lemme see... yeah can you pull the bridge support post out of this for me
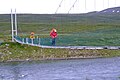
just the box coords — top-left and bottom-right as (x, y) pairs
(26, 38), (28, 44)
(39, 38), (40, 45)
(11, 9), (18, 42)
(22, 38), (24, 43)
(31, 39), (33, 45)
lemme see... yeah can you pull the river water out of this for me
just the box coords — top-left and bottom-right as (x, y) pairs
(0, 57), (120, 80)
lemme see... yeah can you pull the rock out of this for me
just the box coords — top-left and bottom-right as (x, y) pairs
(0, 52), (3, 57)
(0, 52), (3, 55)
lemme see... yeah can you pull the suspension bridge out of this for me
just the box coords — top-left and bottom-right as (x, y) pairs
(11, 0), (120, 50)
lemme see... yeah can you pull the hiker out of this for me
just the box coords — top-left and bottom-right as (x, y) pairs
(50, 28), (58, 46)
(30, 32), (35, 39)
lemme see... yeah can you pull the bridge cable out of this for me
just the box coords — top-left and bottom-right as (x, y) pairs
(55, 0), (64, 14)
(50, 0), (65, 31)
(68, 0), (78, 14)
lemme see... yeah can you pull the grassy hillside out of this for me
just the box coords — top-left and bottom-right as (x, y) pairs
(0, 9), (120, 61)
(0, 12), (120, 46)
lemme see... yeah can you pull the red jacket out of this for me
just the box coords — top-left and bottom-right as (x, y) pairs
(50, 29), (57, 38)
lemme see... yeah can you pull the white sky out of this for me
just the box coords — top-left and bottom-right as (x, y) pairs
(0, 0), (120, 14)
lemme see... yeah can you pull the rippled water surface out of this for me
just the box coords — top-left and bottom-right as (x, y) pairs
(0, 57), (120, 80)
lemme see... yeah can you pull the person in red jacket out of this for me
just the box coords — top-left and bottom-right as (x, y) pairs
(50, 28), (58, 46)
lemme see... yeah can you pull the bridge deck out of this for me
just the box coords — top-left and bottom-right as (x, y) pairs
(14, 36), (120, 50)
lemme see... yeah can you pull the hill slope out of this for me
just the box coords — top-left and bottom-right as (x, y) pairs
(0, 7), (120, 46)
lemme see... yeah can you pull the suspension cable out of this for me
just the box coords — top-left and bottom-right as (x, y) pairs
(68, 0), (78, 14)
(55, 0), (64, 14)
(50, 0), (65, 28)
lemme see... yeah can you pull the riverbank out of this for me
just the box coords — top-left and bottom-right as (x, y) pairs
(0, 42), (120, 62)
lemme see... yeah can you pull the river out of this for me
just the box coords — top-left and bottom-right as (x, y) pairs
(0, 57), (120, 80)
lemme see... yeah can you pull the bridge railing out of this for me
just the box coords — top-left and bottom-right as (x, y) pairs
(14, 36), (120, 50)
(14, 36), (52, 46)
(14, 36), (40, 45)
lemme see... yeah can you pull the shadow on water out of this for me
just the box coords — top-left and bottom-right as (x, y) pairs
(0, 57), (120, 80)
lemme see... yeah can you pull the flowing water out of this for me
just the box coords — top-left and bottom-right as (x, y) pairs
(0, 57), (120, 80)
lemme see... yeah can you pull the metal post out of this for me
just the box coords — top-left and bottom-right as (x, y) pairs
(11, 9), (18, 42)
(26, 38), (28, 44)
(22, 38), (24, 43)
(15, 9), (17, 35)
(39, 38), (40, 45)
(31, 39), (33, 45)
(11, 9), (14, 42)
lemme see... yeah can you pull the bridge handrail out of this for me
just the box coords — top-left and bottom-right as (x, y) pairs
(14, 36), (120, 50)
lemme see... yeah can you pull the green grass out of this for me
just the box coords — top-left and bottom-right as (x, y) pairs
(0, 42), (120, 62)
(0, 14), (120, 62)
(0, 21), (120, 46)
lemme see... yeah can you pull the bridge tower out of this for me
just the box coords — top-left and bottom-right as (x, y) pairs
(11, 9), (18, 42)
